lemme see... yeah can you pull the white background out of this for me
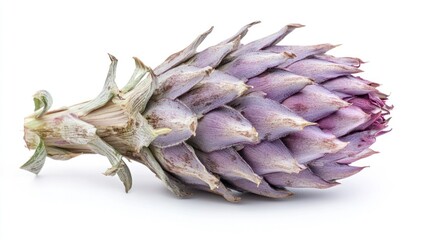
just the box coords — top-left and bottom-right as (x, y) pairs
(1, 0), (428, 239)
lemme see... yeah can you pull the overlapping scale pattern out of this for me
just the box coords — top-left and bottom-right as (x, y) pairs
(23, 22), (391, 202)
(143, 22), (390, 201)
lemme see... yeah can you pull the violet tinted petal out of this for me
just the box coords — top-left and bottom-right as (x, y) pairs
(282, 126), (348, 163)
(144, 99), (197, 148)
(315, 130), (377, 163)
(347, 97), (379, 113)
(154, 65), (213, 99)
(228, 24), (304, 59)
(220, 51), (294, 79)
(179, 71), (249, 116)
(283, 59), (362, 83)
(282, 85), (350, 121)
(189, 37), (240, 68)
(232, 95), (315, 141)
(189, 106), (259, 152)
(150, 143), (220, 190)
(154, 27), (213, 75)
(264, 169), (337, 189)
(228, 178), (293, 198)
(195, 148), (262, 185)
(314, 54), (364, 67)
(267, 44), (338, 67)
(240, 140), (304, 175)
(218, 21), (260, 45)
(356, 112), (384, 131)
(247, 69), (313, 102)
(336, 149), (379, 164)
(323, 76), (378, 96)
(178, 175), (240, 202)
(309, 161), (365, 181)
(318, 106), (371, 137)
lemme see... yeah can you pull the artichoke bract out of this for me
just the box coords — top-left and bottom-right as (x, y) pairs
(22, 22), (391, 202)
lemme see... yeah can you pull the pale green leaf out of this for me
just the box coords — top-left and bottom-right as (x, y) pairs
(21, 135), (47, 174)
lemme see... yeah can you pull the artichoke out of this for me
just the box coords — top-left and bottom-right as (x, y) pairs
(22, 22), (391, 202)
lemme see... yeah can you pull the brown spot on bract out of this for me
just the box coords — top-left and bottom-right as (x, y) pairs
(161, 81), (174, 92)
(263, 133), (271, 140)
(179, 153), (193, 166)
(231, 112), (244, 122)
(291, 103), (308, 113)
(146, 113), (163, 127)
(204, 159), (219, 172)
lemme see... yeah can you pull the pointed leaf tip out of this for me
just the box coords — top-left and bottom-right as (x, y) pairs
(151, 143), (221, 190)
(138, 147), (192, 197)
(288, 23), (305, 28)
(132, 57), (150, 71)
(108, 53), (118, 62)
(227, 23), (304, 59)
(154, 27), (214, 75)
(282, 51), (296, 58)
(218, 21), (261, 45)
(74, 55), (119, 116)
(89, 137), (133, 193)
(120, 57), (153, 94)
(249, 20), (261, 25)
